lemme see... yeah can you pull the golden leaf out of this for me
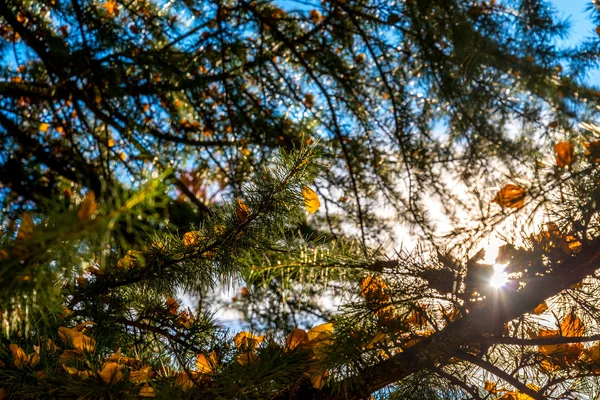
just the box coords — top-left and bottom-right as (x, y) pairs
(196, 351), (217, 374)
(107, 138), (115, 148)
(10, 344), (28, 369)
(39, 123), (49, 132)
(129, 365), (153, 383)
(554, 141), (574, 167)
(366, 332), (387, 349)
(532, 302), (548, 315)
(306, 368), (328, 389)
(98, 362), (123, 384)
(103, 0), (117, 16)
(183, 231), (202, 247)
(175, 371), (199, 391)
(493, 184), (526, 209)
(117, 249), (145, 269)
(139, 383), (156, 397)
(286, 328), (308, 350)
(307, 323), (333, 342)
(16, 212), (34, 241)
(360, 275), (390, 304)
(583, 141), (600, 162)
(58, 327), (96, 353)
(77, 192), (97, 221)
(561, 235), (582, 255)
(237, 351), (258, 366)
(178, 310), (194, 329)
(301, 185), (320, 213)
(236, 198), (250, 224)
(407, 305), (428, 327)
(233, 332), (264, 350)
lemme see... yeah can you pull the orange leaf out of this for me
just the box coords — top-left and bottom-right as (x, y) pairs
(286, 328), (308, 350)
(233, 332), (263, 350)
(139, 383), (156, 397)
(129, 365), (153, 383)
(561, 313), (584, 337)
(196, 351), (217, 374)
(39, 123), (49, 132)
(583, 141), (600, 162)
(183, 231), (202, 247)
(236, 199), (249, 224)
(16, 212), (34, 241)
(493, 184), (526, 209)
(98, 362), (123, 384)
(9, 344), (28, 369)
(77, 192), (97, 221)
(532, 302), (548, 315)
(166, 297), (179, 315)
(554, 141), (574, 167)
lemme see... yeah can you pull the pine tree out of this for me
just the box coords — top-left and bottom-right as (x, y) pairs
(3, 0), (600, 399)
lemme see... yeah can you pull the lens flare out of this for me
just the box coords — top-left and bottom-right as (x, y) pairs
(490, 264), (508, 288)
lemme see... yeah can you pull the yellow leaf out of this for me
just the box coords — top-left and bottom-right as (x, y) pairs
(39, 123), (49, 132)
(175, 371), (199, 391)
(366, 332), (387, 349)
(16, 212), (34, 241)
(360, 275), (390, 304)
(58, 327), (96, 353)
(183, 231), (202, 247)
(233, 332), (263, 350)
(98, 362), (123, 384)
(286, 328), (308, 350)
(77, 192), (97, 221)
(103, 0), (117, 16)
(554, 141), (574, 167)
(10, 344), (28, 369)
(129, 365), (153, 383)
(107, 138), (115, 148)
(532, 302), (548, 315)
(561, 235), (582, 255)
(493, 184), (526, 209)
(139, 383), (156, 397)
(196, 351), (217, 374)
(302, 185), (320, 213)
(236, 198), (249, 224)
(117, 249), (145, 269)
(307, 323), (333, 342)
(237, 351), (258, 366)
(305, 369), (328, 389)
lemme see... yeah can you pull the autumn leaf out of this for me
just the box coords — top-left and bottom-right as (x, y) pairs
(583, 141), (600, 162)
(183, 231), (202, 247)
(407, 305), (428, 327)
(236, 198), (250, 224)
(39, 122), (49, 132)
(532, 302), (548, 315)
(561, 235), (582, 255)
(98, 362), (123, 384)
(139, 383), (156, 397)
(233, 331), (264, 350)
(58, 327), (96, 353)
(360, 275), (390, 304)
(302, 185), (320, 213)
(554, 141), (574, 167)
(175, 372), (200, 391)
(484, 380), (497, 394)
(166, 297), (179, 315)
(16, 212), (34, 241)
(561, 313), (584, 337)
(305, 368), (328, 389)
(10, 344), (38, 368)
(117, 249), (145, 269)
(196, 351), (218, 374)
(307, 323), (333, 342)
(77, 192), (97, 221)
(129, 365), (153, 383)
(286, 328), (308, 350)
(103, 0), (118, 16)
(493, 184), (526, 209)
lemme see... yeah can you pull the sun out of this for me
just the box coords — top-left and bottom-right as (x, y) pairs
(489, 264), (508, 289)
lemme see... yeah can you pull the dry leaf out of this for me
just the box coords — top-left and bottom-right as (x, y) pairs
(306, 368), (328, 389)
(484, 380), (497, 394)
(58, 327), (96, 353)
(17, 212), (34, 241)
(183, 231), (202, 247)
(117, 249), (145, 269)
(139, 383), (156, 397)
(532, 302), (548, 315)
(554, 141), (574, 167)
(360, 275), (390, 304)
(493, 184), (526, 209)
(561, 313), (584, 337)
(307, 323), (333, 342)
(286, 328), (308, 350)
(233, 332), (264, 350)
(166, 297), (179, 315)
(583, 141), (600, 162)
(10, 344), (29, 368)
(77, 192), (97, 221)
(175, 371), (200, 391)
(129, 365), (153, 383)
(98, 362), (123, 384)
(236, 199), (249, 224)
(196, 351), (217, 374)
(301, 185), (320, 213)
(39, 123), (49, 132)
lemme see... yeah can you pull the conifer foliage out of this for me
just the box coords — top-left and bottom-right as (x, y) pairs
(3, 0), (600, 399)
